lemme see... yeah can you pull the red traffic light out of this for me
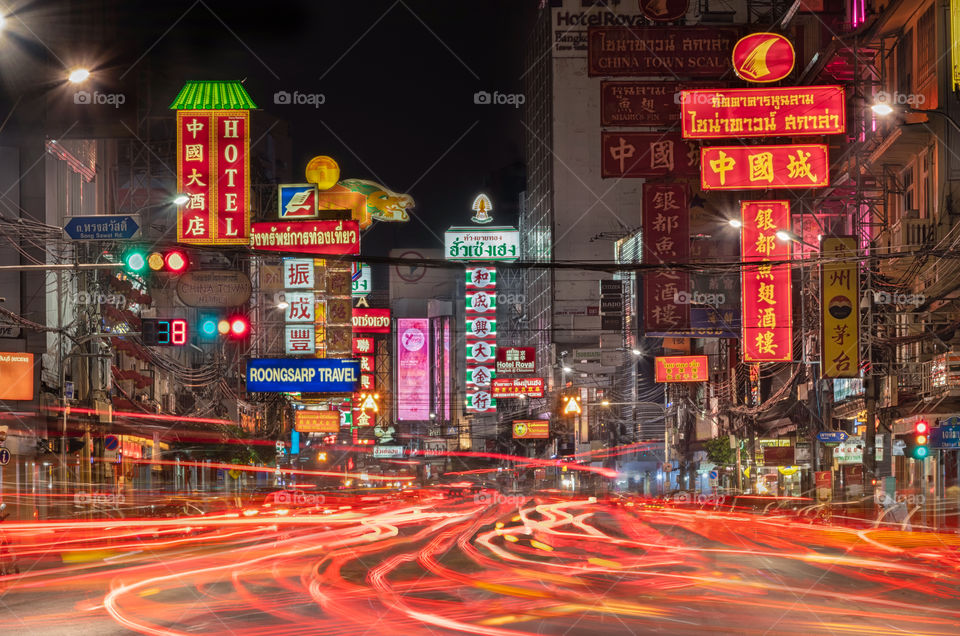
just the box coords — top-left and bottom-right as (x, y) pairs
(228, 316), (250, 339)
(164, 250), (188, 273)
(915, 420), (929, 435)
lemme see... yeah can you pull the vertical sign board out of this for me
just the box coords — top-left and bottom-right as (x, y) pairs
(177, 111), (250, 244)
(820, 236), (860, 377)
(397, 318), (429, 421)
(465, 266), (497, 413)
(741, 201), (792, 362)
(643, 183), (690, 335)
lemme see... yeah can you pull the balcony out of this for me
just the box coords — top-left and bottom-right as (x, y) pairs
(880, 218), (933, 277)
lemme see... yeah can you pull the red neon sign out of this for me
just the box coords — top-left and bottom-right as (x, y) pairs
(701, 144), (829, 190)
(654, 356), (709, 382)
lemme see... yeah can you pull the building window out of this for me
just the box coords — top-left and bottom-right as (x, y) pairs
(917, 5), (935, 86)
(897, 28), (914, 97)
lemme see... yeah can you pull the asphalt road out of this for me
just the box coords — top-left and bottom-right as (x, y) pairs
(2, 490), (959, 635)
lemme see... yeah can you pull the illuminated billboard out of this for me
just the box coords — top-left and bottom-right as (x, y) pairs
(701, 144), (829, 190)
(740, 201), (792, 362)
(397, 318), (429, 421)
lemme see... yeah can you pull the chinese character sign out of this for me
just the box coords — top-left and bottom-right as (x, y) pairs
(654, 356), (709, 382)
(285, 325), (316, 355)
(741, 201), (793, 362)
(466, 266), (497, 414)
(283, 258), (315, 289)
(643, 183), (690, 335)
(601, 132), (698, 178)
(701, 144), (829, 190)
(681, 86), (845, 139)
(820, 236), (860, 378)
(176, 110), (250, 245)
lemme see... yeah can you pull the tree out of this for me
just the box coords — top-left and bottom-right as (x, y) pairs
(704, 436), (736, 466)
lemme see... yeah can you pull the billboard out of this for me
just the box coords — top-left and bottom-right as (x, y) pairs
(0, 352), (33, 401)
(246, 358), (360, 393)
(496, 346), (535, 374)
(602, 132), (698, 179)
(654, 356), (709, 382)
(821, 237), (860, 378)
(513, 420), (549, 439)
(681, 85), (845, 139)
(741, 201), (793, 362)
(250, 220), (360, 254)
(278, 184), (318, 219)
(701, 144), (829, 190)
(492, 378), (545, 398)
(294, 410), (340, 433)
(587, 26), (739, 77)
(397, 318), (429, 421)
(176, 110), (250, 245)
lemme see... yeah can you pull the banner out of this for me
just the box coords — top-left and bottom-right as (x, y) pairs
(821, 236), (859, 378)
(397, 318), (429, 420)
(681, 85), (845, 139)
(643, 183), (690, 334)
(588, 26), (739, 77)
(602, 132), (698, 179)
(701, 144), (829, 190)
(466, 266), (497, 414)
(294, 410), (340, 433)
(513, 420), (549, 439)
(741, 201), (792, 362)
(250, 220), (359, 255)
(0, 352), (34, 400)
(654, 355), (709, 382)
(246, 358), (360, 393)
(445, 227), (519, 261)
(492, 377), (544, 398)
(177, 110), (250, 245)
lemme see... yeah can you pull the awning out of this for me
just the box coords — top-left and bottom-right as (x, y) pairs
(169, 81), (258, 110)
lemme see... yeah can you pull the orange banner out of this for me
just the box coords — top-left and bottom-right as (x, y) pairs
(701, 144), (829, 190)
(0, 352), (33, 401)
(294, 410), (340, 433)
(654, 356), (709, 382)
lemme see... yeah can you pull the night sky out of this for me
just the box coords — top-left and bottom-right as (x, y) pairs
(3, 0), (536, 252)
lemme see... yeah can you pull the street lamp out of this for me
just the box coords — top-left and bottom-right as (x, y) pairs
(775, 228), (819, 250)
(871, 102), (960, 135)
(68, 68), (90, 84)
(728, 219), (743, 229)
(173, 193), (189, 206)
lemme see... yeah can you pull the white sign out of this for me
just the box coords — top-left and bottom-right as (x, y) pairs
(285, 292), (315, 323)
(285, 325), (316, 355)
(445, 227), (519, 261)
(373, 445), (405, 458)
(351, 262), (371, 297)
(283, 258), (314, 289)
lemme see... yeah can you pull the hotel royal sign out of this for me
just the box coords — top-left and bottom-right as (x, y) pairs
(172, 81), (255, 245)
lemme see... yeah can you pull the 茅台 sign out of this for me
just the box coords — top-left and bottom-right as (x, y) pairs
(821, 237), (860, 378)
(445, 227), (519, 261)
(250, 220), (359, 255)
(246, 358), (360, 393)
(496, 346), (535, 374)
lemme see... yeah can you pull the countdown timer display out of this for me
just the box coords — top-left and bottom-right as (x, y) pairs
(141, 318), (188, 346)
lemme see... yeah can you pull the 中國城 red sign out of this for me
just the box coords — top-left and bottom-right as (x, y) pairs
(654, 356), (709, 382)
(681, 85), (845, 139)
(602, 132), (698, 179)
(588, 26), (740, 77)
(250, 220), (359, 255)
(491, 377), (544, 398)
(701, 144), (829, 190)
(732, 32), (795, 83)
(741, 201), (792, 362)
(177, 111), (250, 245)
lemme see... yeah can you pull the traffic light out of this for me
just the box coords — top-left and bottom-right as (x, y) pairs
(225, 315), (250, 340)
(198, 312), (220, 341)
(123, 248), (189, 274)
(912, 420), (930, 459)
(195, 313), (250, 342)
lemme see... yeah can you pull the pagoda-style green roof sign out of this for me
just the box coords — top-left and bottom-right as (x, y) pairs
(169, 80), (257, 110)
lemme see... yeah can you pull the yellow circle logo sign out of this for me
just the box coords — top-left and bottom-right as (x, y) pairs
(305, 155), (340, 191)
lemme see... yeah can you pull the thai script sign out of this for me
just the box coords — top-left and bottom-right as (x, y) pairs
(352, 308), (391, 334)
(588, 26), (740, 77)
(513, 420), (549, 439)
(492, 377), (545, 398)
(654, 355), (709, 382)
(444, 227), (519, 261)
(250, 220), (359, 255)
(294, 410), (340, 433)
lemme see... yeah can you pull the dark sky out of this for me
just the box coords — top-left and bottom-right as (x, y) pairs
(8, 0), (537, 253)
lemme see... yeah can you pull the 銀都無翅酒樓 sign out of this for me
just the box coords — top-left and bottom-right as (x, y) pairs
(246, 358), (360, 393)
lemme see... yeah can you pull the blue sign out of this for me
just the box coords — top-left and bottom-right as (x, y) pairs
(709, 470), (718, 480)
(104, 435), (119, 451)
(932, 424), (960, 449)
(0, 447), (9, 465)
(278, 184), (318, 219)
(64, 215), (140, 240)
(246, 358), (360, 393)
(817, 431), (849, 443)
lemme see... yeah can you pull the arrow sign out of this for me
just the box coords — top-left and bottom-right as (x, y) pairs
(64, 215), (140, 240)
(817, 431), (849, 443)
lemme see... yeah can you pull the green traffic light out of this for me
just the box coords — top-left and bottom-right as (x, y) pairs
(124, 251), (147, 272)
(913, 445), (929, 460)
